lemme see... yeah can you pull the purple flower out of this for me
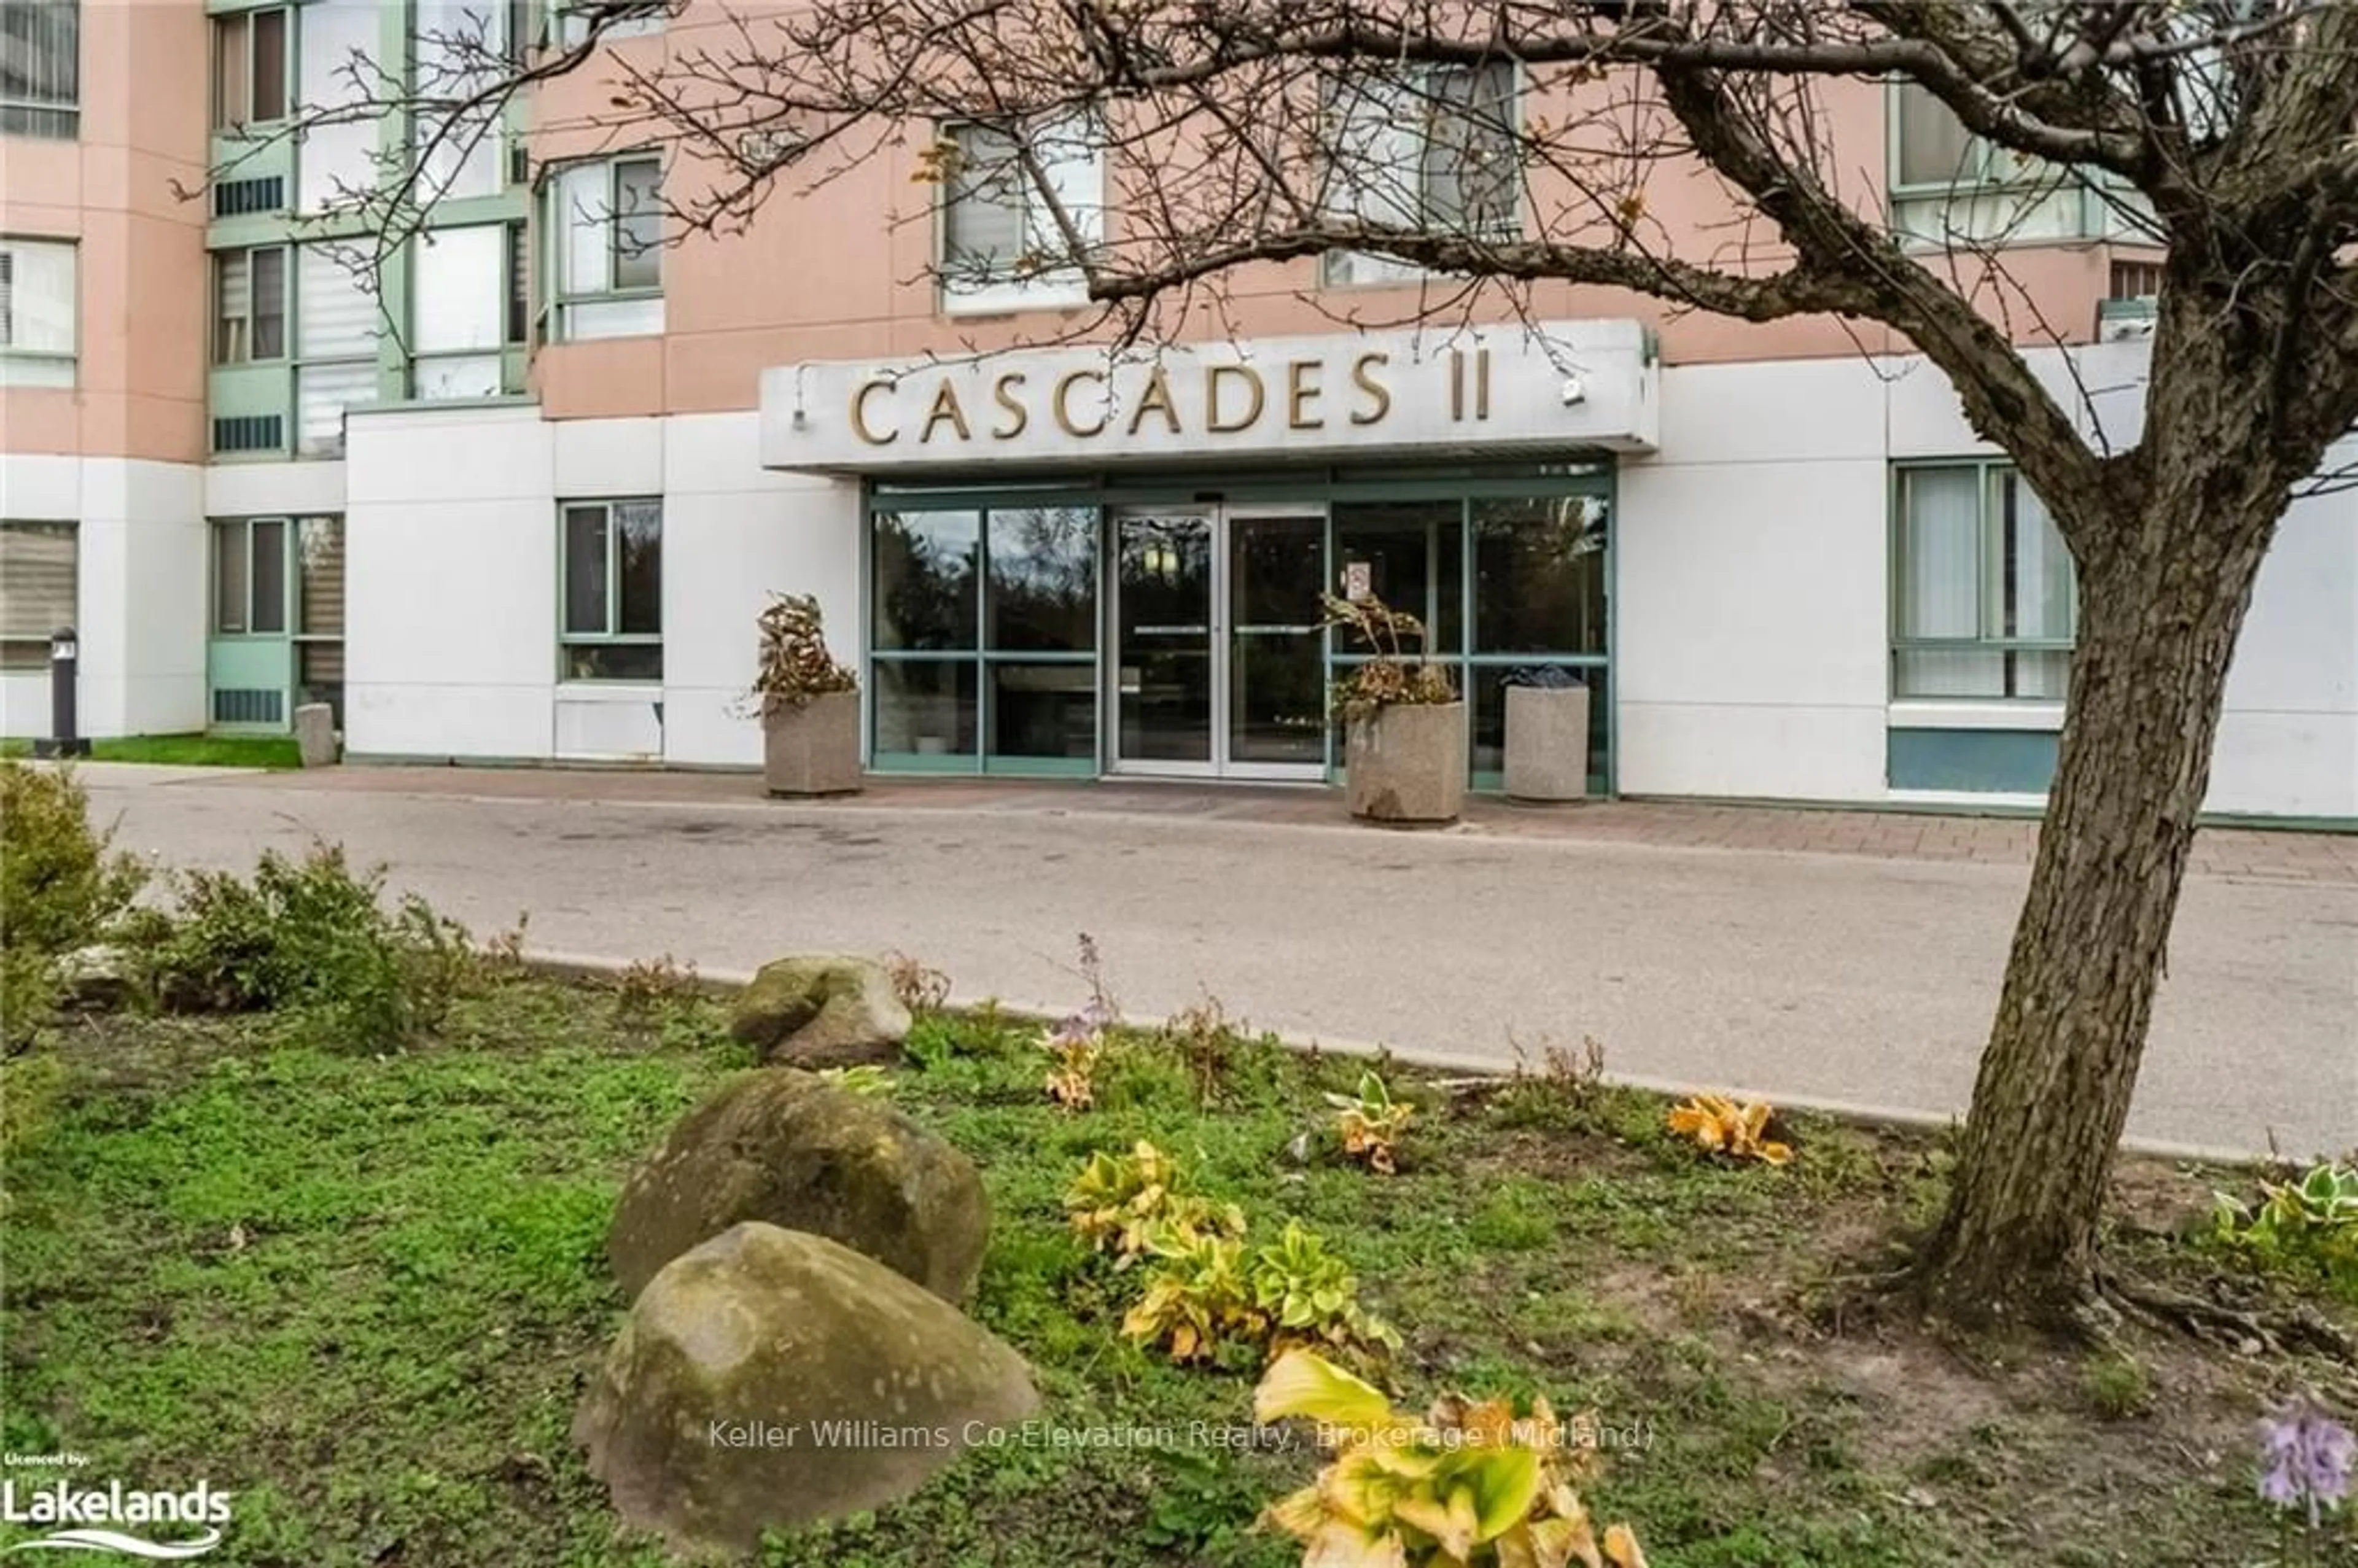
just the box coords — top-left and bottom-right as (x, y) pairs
(2258, 1394), (2356, 1528)
(1047, 997), (1113, 1049)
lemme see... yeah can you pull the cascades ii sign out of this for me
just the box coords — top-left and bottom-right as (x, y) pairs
(760, 320), (1657, 473)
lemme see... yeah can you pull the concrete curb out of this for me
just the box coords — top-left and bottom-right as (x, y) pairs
(516, 948), (2272, 1167)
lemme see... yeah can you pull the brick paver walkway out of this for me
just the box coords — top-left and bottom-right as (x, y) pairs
(169, 764), (2358, 884)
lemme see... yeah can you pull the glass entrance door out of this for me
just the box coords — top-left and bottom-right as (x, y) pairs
(1111, 508), (1326, 779)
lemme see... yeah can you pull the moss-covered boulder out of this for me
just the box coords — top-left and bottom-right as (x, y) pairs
(728, 953), (910, 1067)
(574, 1223), (1038, 1558)
(609, 1068), (988, 1303)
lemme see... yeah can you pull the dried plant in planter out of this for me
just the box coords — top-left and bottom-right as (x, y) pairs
(1320, 591), (1457, 722)
(744, 592), (858, 712)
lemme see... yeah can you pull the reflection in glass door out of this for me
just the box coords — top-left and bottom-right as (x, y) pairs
(1226, 515), (1326, 769)
(1114, 514), (1215, 767)
(1111, 510), (1327, 778)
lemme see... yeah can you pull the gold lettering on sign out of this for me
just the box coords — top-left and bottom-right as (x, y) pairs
(1286, 359), (1323, 429)
(1475, 347), (1492, 421)
(1127, 367), (1181, 437)
(920, 379), (970, 443)
(851, 379), (898, 444)
(1205, 364), (1265, 433)
(1348, 352), (1391, 425)
(990, 373), (1029, 440)
(1053, 369), (1108, 437)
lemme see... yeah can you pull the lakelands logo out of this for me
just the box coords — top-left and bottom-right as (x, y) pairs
(0, 1479), (232, 1559)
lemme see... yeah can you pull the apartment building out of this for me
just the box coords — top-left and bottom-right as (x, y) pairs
(2, 0), (2352, 818)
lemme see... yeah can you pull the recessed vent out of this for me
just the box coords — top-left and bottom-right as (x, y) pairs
(212, 176), (285, 218)
(211, 688), (283, 726)
(211, 414), (283, 454)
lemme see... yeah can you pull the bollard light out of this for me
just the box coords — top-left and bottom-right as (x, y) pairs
(34, 624), (90, 759)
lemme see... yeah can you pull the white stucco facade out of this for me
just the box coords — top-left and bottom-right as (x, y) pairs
(0, 454), (208, 739)
(7, 330), (2353, 821)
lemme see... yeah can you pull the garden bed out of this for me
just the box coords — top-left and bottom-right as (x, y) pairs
(2, 974), (2349, 1566)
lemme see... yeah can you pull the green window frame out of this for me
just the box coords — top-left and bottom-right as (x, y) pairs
(212, 516), (291, 636)
(212, 244), (287, 365)
(867, 504), (1102, 775)
(539, 152), (663, 342)
(211, 4), (289, 129)
(559, 497), (663, 683)
(1891, 460), (2077, 702)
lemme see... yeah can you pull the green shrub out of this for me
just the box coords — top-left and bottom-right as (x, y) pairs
(0, 763), (147, 956)
(0, 763), (147, 1049)
(0, 1050), (66, 1172)
(149, 843), (474, 1050)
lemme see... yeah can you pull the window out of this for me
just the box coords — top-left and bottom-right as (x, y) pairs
(294, 244), (379, 455)
(560, 499), (662, 680)
(0, 237), (74, 387)
(1321, 62), (1518, 286)
(410, 224), (510, 398)
(212, 6), (288, 127)
(1893, 463), (2076, 700)
(294, 516), (346, 724)
(543, 154), (663, 340)
(212, 245), (287, 364)
(413, 0), (507, 201)
(213, 517), (289, 635)
(0, 0), (78, 138)
(551, 0), (664, 49)
(868, 506), (1100, 766)
(938, 115), (1103, 313)
(1888, 81), (2104, 247)
(505, 219), (529, 344)
(0, 521), (75, 670)
(295, 0), (380, 214)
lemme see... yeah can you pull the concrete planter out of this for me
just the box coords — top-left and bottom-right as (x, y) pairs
(1344, 701), (1466, 825)
(1503, 683), (1592, 803)
(763, 689), (862, 797)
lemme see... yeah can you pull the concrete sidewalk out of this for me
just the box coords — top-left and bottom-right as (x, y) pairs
(78, 763), (2358, 1159)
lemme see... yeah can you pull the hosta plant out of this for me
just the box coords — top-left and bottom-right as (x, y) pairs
(1325, 1070), (1414, 1174)
(1665, 1095), (1792, 1166)
(1064, 1141), (1246, 1268)
(816, 1064), (894, 1098)
(1255, 1351), (1647, 1568)
(1249, 1221), (1402, 1364)
(1123, 1228), (1267, 1365)
(2214, 1160), (2358, 1296)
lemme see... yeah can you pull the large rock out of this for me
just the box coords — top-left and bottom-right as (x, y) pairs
(54, 944), (134, 1010)
(574, 1223), (1038, 1558)
(292, 702), (339, 768)
(729, 953), (910, 1067)
(609, 1068), (988, 1303)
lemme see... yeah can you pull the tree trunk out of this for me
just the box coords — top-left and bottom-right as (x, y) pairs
(1916, 462), (2282, 1325)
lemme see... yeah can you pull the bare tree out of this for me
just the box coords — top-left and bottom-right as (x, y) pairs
(267, 0), (2358, 1329)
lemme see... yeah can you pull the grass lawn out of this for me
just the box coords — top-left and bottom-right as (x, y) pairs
(3, 976), (2350, 1567)
(0, 733), (303, 768)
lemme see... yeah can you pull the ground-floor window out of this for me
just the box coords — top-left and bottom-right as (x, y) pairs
(870, 505), (1099, 770)
(863, 470), (1613, 790)
(208, 515), (344, 728)
(1893, 462), (2076, 699)
(560, 498), (663, 681)
(0, 519), (76, 671)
